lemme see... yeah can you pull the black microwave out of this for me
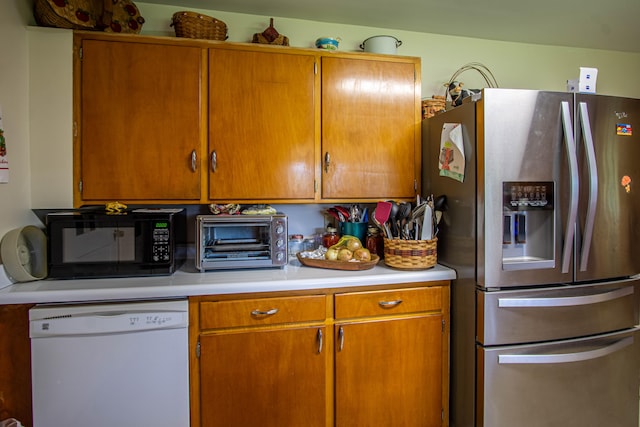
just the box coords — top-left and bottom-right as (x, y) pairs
(46, 208), (185, 279)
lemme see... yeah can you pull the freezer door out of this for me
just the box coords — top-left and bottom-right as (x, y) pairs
(479, 277), (640, 346)
(575, 94), (640, 282)
(478, 328), (640, 427)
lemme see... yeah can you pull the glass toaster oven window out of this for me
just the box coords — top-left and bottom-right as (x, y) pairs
(203, 223), (271, 260)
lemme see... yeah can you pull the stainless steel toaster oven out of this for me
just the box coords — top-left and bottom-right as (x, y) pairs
(195, 214), (288, 270)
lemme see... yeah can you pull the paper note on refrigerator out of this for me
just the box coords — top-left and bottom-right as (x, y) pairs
(439, 123), (465, 182)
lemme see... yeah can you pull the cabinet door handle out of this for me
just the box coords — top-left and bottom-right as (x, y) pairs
(324, 152), (330, 173)
(191, 150), (197, 172)
(211, 150), (217, 172)
(338, 326), (344, 351)
(317, 329), (323, 354)
(250, 308), (278, 316)
(379, 299), (403, 308)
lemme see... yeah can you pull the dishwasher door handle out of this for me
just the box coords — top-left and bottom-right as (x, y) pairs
(30, 310), (188, 337)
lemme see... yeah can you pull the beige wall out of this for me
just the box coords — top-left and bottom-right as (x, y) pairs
(1, 0), (640, 252)
(0, 1), (39, 236)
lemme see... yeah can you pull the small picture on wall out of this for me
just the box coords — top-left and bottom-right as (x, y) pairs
(0, 105), (8, 183)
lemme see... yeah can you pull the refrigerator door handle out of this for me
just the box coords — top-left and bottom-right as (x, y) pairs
(560, 101), (579, 274)
(578, 102), (598, 272)
(498, 286), (633, 308)
(498, 336), (633, 364)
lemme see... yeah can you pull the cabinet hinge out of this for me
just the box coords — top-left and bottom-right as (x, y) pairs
(414, 179), (418, 192)
(196, 340), (201, 358)
(314, 61), (318, 75)
(442, 408), (444, 420)
(442, 319), (445, 333)
(79, 46), (83, 60)
(78, 179), (83, 194)
(314, 179), (318, 193)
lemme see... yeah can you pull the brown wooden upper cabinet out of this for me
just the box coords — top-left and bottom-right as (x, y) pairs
(73, 33), (421, 206)
(321, 56), (421, 200)
(76, 37), (204, 204)
(208, 48), (317, 201)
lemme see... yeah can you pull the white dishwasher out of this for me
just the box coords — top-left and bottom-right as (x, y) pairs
(29, 299), (190, 427)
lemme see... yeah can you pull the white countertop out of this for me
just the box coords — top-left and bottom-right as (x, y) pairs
(0, 260), (456, 305)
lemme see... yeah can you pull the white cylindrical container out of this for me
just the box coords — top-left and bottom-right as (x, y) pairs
(360, 35), (402, 54)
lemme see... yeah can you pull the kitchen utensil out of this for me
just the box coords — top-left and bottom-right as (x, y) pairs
(388, 201), (400, 237)
(399, 202), (412, 224)
(361, 207), (369, 223)
(421, 204), (433, 240)
(374, 201), (392, 225)
(434, 194), (448, 212)
(372, 212), (391, 239)
(297, 253), (380, 271)
(326, 208), (341, 222)
(315, 37), (340, 50)
(359, 35), (402, 54)
(349, 204), (361, 222)
(339, 221), (368, 244)
(333, 205), (350, 222)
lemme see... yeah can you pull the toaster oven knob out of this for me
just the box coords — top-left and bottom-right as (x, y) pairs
(275, 224), (285, 234)
(276, 252), (285, 262)
(276, 238), (285, 248)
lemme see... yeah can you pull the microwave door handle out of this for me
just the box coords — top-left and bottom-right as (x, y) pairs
(561, 101), (579, 274)
(498, 336), (633, 365)
(578, 102), (598, 272)
(498, 286), (633, 308)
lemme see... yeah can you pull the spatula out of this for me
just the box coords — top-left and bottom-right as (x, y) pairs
(374, 201), (392, 225)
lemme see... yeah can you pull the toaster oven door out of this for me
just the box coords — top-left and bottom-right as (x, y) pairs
(196, 216), (287, 270)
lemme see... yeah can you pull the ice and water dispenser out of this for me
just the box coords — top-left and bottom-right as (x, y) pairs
(502, 182), (555, 270)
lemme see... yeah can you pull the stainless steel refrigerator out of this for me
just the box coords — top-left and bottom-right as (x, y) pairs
(423, 88), (640, 427)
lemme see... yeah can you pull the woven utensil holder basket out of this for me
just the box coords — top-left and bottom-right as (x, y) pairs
(171, 11), (228, 40)
(383, 238), (437, 270)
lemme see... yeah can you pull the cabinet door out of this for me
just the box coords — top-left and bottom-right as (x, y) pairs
(199, 326), (327, 427)
(322, 57), (420, 199)
(335, 315), (443, 427)
(209, 49), (316, 201)
(0, 304), (33, 427)
(79, 39), (202, 201)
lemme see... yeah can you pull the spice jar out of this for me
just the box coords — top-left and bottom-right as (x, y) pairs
(322, 227), (339, 248)
(366, 226), (384, 257)
(288, 234), (304, 259)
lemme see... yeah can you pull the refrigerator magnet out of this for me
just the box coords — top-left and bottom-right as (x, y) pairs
(616, 124), (632, 136)
(621, 175), (631, 193)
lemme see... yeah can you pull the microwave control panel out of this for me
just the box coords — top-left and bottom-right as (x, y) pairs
(152, 223), (172, 263)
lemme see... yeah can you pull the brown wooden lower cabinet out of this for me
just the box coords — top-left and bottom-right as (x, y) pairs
(0, 304), (33, 426)
(199, 326), (327, 427)
(190, 281), (450, 427)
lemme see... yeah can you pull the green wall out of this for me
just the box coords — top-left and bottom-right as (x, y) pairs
(138, 2), (640, 99)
